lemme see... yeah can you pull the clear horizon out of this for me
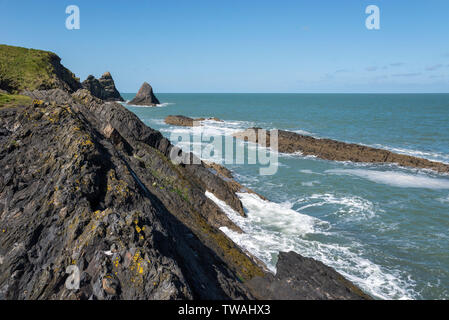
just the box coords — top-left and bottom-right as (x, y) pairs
(1, 0), (448, 93)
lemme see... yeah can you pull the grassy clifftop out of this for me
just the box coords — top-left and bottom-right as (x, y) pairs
(0, 44), (81, 93)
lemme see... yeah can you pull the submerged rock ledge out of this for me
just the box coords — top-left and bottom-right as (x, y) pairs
(165, 115), (222, 127)
(233, 128), (449, 174)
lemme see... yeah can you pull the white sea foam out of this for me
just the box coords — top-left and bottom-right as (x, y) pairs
(206, 191), (416, 300)
(326, 169), (449, 189)
(291, 129), (315, 136)
(299, 169), (324, 175)
(438, 196), (449, 204)
(124, 102), (174, 108)
(167, 118), (254, 139)
(207, 192), (319, 237)
(300, 193), (378, 220)
(301, 180), (320, 187)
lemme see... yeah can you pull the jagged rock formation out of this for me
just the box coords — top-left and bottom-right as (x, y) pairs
(165, 115), (222, 127)
(234, 128), (449, 173)
(0, 44), (81, 94)
(128, 82), (160, 106)
(81, 72), (124, 102)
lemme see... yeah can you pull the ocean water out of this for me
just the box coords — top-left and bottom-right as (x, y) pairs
(122, 93), (449, 300)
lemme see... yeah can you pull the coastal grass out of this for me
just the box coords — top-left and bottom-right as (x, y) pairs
(0, 44), (79, 93)
(0, 93), (32, 108)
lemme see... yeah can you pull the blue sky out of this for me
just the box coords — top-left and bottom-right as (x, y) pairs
(1, 0), (448, 93)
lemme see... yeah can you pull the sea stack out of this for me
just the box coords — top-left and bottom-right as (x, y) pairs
(129, 82), (160, 106)
(82, 71), (124, 102)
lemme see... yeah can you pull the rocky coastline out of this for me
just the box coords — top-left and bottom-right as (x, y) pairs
(233, 127), (449, 174)
(162, 115), (449, 173)
(0, 44), (369, 300)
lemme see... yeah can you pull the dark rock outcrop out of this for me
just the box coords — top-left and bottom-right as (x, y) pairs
(204, 161), (267, 201)
(247, 251), (371, 300)
(81, 72), (124, 102)
(165, 115), (222, 127)
(234, 128), (449, 174)
(165, 115), (199, 127)
(128, 82), (160, 106)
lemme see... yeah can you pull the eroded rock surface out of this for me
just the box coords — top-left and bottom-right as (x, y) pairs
(234, 128), (449, 173)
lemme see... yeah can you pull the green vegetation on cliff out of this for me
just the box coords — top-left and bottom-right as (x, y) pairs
(0, 93), (32, 108)
(0, 44), (80, 93)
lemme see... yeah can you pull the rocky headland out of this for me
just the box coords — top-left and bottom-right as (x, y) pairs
(233, 128), (449, 174)
(81, 72), (124, 102)
(0, 44), (80, 94)
(128, 82), (160, 106)
(0, 44), (369, 300)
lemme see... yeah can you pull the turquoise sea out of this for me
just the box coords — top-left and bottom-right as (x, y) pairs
(122, 93), (449, 300)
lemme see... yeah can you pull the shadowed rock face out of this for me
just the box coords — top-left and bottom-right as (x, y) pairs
(82, 72), (124, 102)
(165, 115), (222, 127)
(0, 88), (369, 300)
(128, 82), (160, 106)
(234, 128), (449, 173)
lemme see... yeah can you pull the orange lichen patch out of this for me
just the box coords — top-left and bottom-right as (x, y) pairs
(32, 99), (44, 107)
(128, 250), (150, 282)
(113, 256), (120, 268)
(81, 139), (94, 147)
(107, 170), (132, 199)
